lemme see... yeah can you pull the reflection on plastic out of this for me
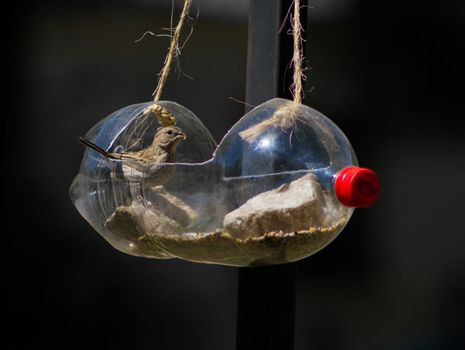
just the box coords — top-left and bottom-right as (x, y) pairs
(70, 98), (359, 267)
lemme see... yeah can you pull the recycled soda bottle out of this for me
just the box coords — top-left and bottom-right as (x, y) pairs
(70, 98), (380, 266)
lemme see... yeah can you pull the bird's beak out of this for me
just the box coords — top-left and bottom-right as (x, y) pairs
(176, 131), (187, 141)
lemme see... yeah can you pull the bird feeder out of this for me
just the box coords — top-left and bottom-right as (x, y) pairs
(70, 0), (380, 268)
(70, 98), (379, 266)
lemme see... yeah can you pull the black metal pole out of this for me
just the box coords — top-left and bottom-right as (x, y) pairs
(236, 1), (308, 350)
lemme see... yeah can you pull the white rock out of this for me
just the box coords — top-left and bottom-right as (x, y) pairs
(106, 200), (184, 240)
(223, 174), (329, 238)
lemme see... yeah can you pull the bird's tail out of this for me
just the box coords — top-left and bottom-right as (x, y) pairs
(78, 137), (122, 160)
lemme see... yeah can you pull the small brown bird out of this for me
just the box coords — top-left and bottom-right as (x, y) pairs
(79, 126), (186, 187)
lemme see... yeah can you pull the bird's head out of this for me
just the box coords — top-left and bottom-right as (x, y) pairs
(153, 126), (187, 150)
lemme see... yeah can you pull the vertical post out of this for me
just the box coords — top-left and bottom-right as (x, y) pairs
(236, 1), (308, 350)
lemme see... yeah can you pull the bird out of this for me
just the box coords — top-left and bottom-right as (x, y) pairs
(79, 125), (186, 188)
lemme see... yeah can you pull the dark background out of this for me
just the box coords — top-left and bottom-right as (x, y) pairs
(8, 0), (465, 349)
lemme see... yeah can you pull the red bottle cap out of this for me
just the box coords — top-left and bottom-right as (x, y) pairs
(335, 166), (380, 208)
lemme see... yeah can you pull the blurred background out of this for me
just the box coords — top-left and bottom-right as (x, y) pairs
(8, 0), (465, 349)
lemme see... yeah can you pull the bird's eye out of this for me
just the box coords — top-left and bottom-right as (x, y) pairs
(166, 130), (173, 135)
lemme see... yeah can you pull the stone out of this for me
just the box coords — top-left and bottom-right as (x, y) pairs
(223, 174), (331, 238)
(148, 186), (199, 228)
(106, 200), (184, 240)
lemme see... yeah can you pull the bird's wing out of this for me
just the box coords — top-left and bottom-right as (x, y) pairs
(118, 152), (147, 162)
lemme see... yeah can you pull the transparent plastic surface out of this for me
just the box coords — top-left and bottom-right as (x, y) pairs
(70, 98), (357, 266)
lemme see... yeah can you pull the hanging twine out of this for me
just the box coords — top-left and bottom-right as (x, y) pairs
(153, 0), (192, 102)
(142, 0), (193, 127)
(292, 0), (304, 104)
(240, 1), (306, 141)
